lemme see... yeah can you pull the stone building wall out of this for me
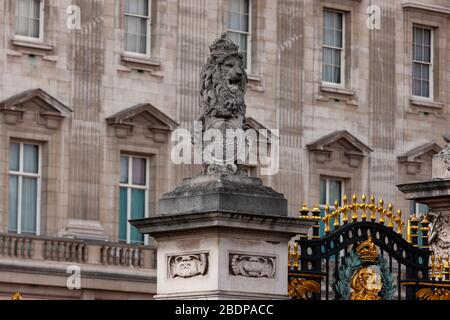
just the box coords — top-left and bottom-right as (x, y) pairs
(0, 0), (449, 243)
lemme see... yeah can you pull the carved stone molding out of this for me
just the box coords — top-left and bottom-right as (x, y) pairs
(307, 131), (372, 169)
(0, 89), (72, 128)
(429, 212), (450, 257)
(230, 254), (276, 278)
(168, 253), (208, 279)
(398, 142), (442, 176)
(106, 103), (178, 140)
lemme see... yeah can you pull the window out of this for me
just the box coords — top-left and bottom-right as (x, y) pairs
(410, 200), (429, 248)
(410, 200), (429, 216)
(119, 155), (149, 244)
(227, 0), (251, 70)
(319, 177), (343, 237)
(412, 26), (433, 98)
(322, 10), (344, 85)
(15, 0), (44, 41)
(8, 143), (41, 235)
(125, 0), (151, 56)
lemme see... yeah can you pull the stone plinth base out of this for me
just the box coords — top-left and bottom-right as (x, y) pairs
(159, 174), (288, 216)
(132, 212), (313, 300)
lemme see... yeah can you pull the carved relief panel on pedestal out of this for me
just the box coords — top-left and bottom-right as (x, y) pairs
(230, 254), (276, 279)
(168, 253), (209, 279)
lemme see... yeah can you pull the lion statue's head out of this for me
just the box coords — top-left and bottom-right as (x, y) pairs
(200, 33), (248, 120)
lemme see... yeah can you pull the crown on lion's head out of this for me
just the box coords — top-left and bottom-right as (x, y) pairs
(200, 33), (247, 119)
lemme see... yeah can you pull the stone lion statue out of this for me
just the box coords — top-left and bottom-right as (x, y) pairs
(199, 33), (248, 122)
(195, 33), (249, 175)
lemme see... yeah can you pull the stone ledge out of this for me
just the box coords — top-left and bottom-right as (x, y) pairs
(408, 97), (445, 118)
(0, 259), (156, 284)
(397, 179), (450, 209)
(131, 211), (315, 239)
(12, 38), (54, 51)
(120, 53), (162, 66)
(319, 83), (355, 96)
(398, 179), (450, 194)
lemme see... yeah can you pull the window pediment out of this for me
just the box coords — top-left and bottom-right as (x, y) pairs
(243, 117), (276, 141)
(307, 130), (372, 168)
(398, 142), (442, 175)
(0, 89), (72, 129)
(106, 103), (179, 141)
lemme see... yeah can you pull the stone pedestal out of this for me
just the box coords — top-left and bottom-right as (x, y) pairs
(131, 175), (314, 300)
(398, 179), (450, 256)
(132, 212), (313, 300)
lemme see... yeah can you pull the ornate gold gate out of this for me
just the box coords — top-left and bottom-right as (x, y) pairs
(288, 194), (450, 300)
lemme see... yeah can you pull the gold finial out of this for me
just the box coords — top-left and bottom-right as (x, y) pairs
(334, 200), (339, 209)
(333, 200), (340, 229)
(11, 292), (23, 300)
(343, 194), (348, 205)
(361, 194), (368, 221)
(396, 210), (404, 235)
(437, 256), (444, 281)
(378, 199), (385, 224)
(387, 204), (395, 229)
(351, 195), (359, 222)
(323, 204), (331, 234)
(342, 195), (350, 224)
(311, 204), (321, 218)
(288, 243), (291, 268)
(430, 255), (436, 279)
(288, 243), (300, 270)
(369, 195), (377, 222)
(444, 255), (450, 282)
(299, 203), (310, 218)
(407, 219), (412, 243)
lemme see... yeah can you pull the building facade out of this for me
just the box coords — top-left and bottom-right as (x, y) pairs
(0, 0), (449, 299)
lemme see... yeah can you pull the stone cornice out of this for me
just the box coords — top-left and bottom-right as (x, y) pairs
(402, 2), (450, 15)
(131, 211), (315, 239)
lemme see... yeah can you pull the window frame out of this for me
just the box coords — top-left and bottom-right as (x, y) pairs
(124, 0), (152, 58)
(412, 25), (434, 100)
(226, 0), (252, 73)
(14, 0), (45, 43)
(322, 9), (345, 87)
(8, 142), (42, 236)
(319, 177), (344, 236)
(119, 154), (150, 245)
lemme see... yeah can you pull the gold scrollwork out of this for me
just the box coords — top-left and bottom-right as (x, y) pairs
(350, 266), (383, 300)
(288, 278), (321, 300)
(416, 288), (450, 300)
